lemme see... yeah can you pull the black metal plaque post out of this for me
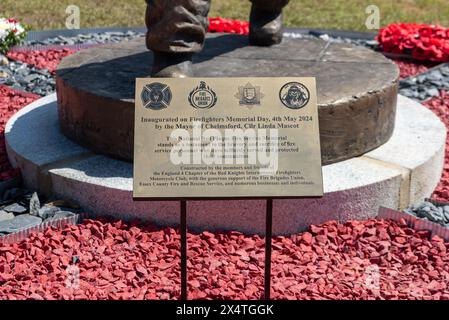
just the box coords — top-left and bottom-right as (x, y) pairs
(179, 198), (274, 301)
(264, 198), (273, 300)
(180, 200), (187, 300)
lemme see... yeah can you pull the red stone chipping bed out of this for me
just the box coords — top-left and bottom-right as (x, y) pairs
(1, 218), (448, 300)
(7, 49), (77, 74)
(392, 59), (437, 80)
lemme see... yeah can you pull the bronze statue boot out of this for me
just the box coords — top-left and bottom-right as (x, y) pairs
(249, 6), (284, 46)
(151, 52), (194, 78)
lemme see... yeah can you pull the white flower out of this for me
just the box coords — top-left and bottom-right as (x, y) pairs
(0, 28), (7, 36)
(0, 18), (25, 34)
(0, 20), (12, 32)
(15, 24), (25, 35)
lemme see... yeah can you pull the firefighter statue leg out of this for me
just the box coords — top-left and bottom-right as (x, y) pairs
(145, 0), (290, 77)
(145, 0), (211, 77)
(249, 0), (290, 46)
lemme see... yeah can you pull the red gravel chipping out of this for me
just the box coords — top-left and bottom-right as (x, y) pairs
(0, 219), (448, 300)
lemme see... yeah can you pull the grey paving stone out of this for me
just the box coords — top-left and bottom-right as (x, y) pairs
(3, 203), (27, 214)
(46, 211), (76, 221)
(0, 211), (15, 222)
(0, 214), (42, 234)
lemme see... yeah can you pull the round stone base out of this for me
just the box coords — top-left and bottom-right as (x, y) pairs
(56, 35), (399, 165)
(5, 94), (446, 235)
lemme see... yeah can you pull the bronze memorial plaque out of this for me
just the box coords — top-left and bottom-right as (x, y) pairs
(133, 77), (323, 199)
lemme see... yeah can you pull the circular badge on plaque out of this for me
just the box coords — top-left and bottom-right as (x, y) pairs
(141, 82), (172, 110)
(279, 82), (310, 110)
(188, 81), (218, 109)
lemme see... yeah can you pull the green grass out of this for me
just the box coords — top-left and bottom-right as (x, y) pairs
(2, 0), (449, 31)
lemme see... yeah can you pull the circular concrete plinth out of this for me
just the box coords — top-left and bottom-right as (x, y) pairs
(5, 94), (445, 235)
(56, 35), (399, 165)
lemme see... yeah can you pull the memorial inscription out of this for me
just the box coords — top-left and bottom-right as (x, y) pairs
(133, 77), (323, 199)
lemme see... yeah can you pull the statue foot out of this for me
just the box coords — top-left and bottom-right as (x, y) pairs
(151, 52), (193, 78)
(249, 7), (283, 46)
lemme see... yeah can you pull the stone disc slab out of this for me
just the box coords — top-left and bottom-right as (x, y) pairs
(5, 95), (445, 235)
(56, 34), (399, 165)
